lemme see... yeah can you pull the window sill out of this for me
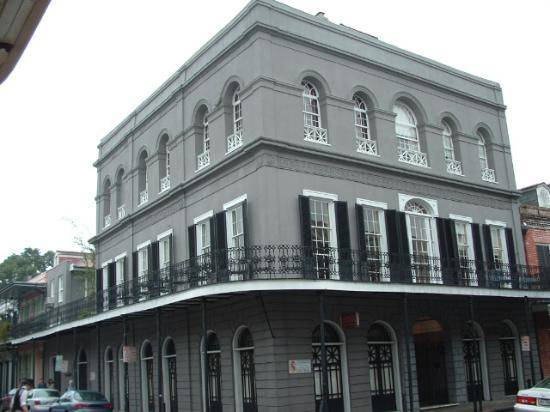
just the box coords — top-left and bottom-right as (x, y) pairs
(356, 149), (380, 158)
(304, 138), (332, 147)
(398, 159), (431, 169)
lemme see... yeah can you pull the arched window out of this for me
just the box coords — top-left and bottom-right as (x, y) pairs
(442, 121), (462, 175)
(159, 134), (171, 192)
(203, 332), (222, 412)
(312, 323), (350, 412)
(118, 345), (126, 412)
(103, 179), (111, 228)
(462, 322), (490, 402)
(367, 323), (402, 412)
(138, 151), (149, 205)
(302, 80), (327, 144)
(77, 348), (88, 390)
(394, 102), (426, 167)
(477, 131), (496, 182)
(404, 199), (439, 283)
(499, 322), (522, 395)
(196, 111), (211, 171)
(537, 186), (550, 208)
(203, 113), (210, 152)
(115, 169), (125, 219)
(104, 347), (114, 403)
(227, 88), (244, 153)
(141, 341), (154, 412)
(354, 95), (377, 156)
(162, 338), (178, 412)
(233, 327), (258, 412)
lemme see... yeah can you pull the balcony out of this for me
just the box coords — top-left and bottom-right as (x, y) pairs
(197, 150), (210, 171)
(226, 131), (243, 153)
(482, 167), (496, 183)
(356, 138), (377, 156)
(446, 159), (463, 176)
(103, 215), (111, 228)
(160, 175), (171, 192)
(117, 205), (126, 220)
(10, 245), (550, 339)
(304, 125), (328, 145)
(138, 190), (148, 206)
(398, 147), (428, 167)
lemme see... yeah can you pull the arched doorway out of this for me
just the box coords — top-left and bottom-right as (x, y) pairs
(413, 319), (448, 406)
(203, 331), (222, 412)
(140, 340), (154, 412)
(462, 322), (490, 401)
(367, 322), (402, 412)
(311, 322), (350, 412)
(118, 345), (126, 412)
(104, 347), (114, 403)
(233, 327), (258, 412)
(499, 321), (523, 395)
(162, 338), (178, 412)
(77, 348), (88, 390)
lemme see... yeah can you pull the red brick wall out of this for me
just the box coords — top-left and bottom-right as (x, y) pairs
(534, 312), (550, 377)
(523, 228), (550, 267)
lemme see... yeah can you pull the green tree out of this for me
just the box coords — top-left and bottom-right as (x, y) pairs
(0, 248), (55, 284)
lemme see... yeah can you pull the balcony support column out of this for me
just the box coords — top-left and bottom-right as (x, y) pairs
(469, 297), (482, 412)
(201, 298), (210, 412)
(122, 316), (129, 412)
(31, 339), (35, 381)
(157, 308), (164, 412)
(524, 296), (536, 386)
(96, 324), (101, 393)
(72, 329), (77, 387)
(318, 291), (329, 412)
(402, 294), (414, 412)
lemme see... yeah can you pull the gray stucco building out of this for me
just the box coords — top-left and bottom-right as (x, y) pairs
(7, 1), (550, 411)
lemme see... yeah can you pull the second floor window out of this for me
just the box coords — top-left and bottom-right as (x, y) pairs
(138, 246), (149, 276)
(394, 102), (419, 152)
(490, 226), (507, 266)
(353, 96), (370, 140)
(58, 276), (64, 303)
(227, 205), (245, 248)
(233, 89), (243, 135)
(159, 235), (171, 269)
(442, 121), (455, 162)
(302, 81), (321, 129)
(196, 220), (211, 256)
(478, 133), (489, 170)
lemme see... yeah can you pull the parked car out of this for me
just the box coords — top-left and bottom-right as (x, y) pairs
(1, 388), (16, 412)
(48, 390), (112, 411)
(515, 377), (550, 411)
(27, 388), (60, 411)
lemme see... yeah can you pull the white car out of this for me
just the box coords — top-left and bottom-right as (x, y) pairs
(515, 378), (550, 411)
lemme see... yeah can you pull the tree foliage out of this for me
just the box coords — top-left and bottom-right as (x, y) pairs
(0, 248), (55, 284)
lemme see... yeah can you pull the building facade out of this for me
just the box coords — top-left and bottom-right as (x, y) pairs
(520, 183), (550, 377)
(7, 1), (550, 412)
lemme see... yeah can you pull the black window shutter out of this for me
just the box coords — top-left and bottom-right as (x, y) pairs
(471, 224), (485, 286)
(385, 210), (410, 282)
(299, 195), (312, 249)
(482, 224), (494, 268)
(122, 257), (127, 283)
(215, 212), (228, 280)
(96, 268), (103, 313)
(335, 201), (352, 280)
(168, 233), (174, 265)
(242, 200), (250, 248)
(108, 262), (116, 308)
(132, 251), (138, 278)
(505, 228), (519, 288)
(188, 225), (196, 258)
(446, 219), (459, 261)
(151, 241), (160, 272)
(537, 245), (550, 268)
(356, 205), (366, 254)
(436, 218), (452, 285)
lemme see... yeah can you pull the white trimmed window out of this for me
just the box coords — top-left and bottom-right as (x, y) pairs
(159, 236), (171, 269)
(442, 121), (455, 161)
(478, 133), (489, 170)
(359, 201), (388, 280)
(115, 256), (125, 285)
(353, 95), (370, 140)
(302, 81), (321, 128)
(140, 341), (154, 412)
(138, 245), (149, 277)
(58, 276), (64, 303)
(453, 218), (476, 285)
(233, 89), (243, 135)
(394, 103), (419, 152)
(537, 186), (550, 208)
(197, 220), (211, 256)
(490, 226), (508, 267)
(203, 113), (210, 152)
(227, 205), (245, 248)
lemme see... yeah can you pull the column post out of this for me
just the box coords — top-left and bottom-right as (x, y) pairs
(318, 291), (329, 412)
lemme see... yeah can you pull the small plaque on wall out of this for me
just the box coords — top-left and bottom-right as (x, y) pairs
(521, 335), (531, 352)
(340, 312), (360, 329)
(288, 359), (312, 374)
(123, 346), (137, 363)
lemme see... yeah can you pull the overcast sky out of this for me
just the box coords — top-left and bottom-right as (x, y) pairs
(0, 0), (549, 261)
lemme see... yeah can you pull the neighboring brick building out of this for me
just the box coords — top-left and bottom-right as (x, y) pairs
(520, 183), (550, 378)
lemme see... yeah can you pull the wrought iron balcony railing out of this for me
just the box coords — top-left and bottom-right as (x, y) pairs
(10, 245), (550, 338)
(117, 205), (126, 220)
(227, 131), (243, 153)
(398, 147), (428, 167)
(103, 215), (111, 228)
(197, 150), (210, 171)
(304, 125), (328, 144)
(446, 159), (463, 176)
(160, 175), (171, 192)
(356, 138), (377, 156)
(482, 167), (496, 183)
(138, 190), (148, 206)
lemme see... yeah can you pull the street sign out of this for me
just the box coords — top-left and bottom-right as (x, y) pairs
(123, 345), (137, 363)
(288, 359), (311, 374)
(521, 335), (530, 352)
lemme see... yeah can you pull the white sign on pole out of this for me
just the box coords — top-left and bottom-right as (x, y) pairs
(521, 335), (531, 352)
(288, 359), (312, 374)
(54, 355), (63, 372)
(60, 360), (69, 374)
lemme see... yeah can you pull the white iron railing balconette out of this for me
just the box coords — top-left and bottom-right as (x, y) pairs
(304, 125), (328, 144)
(482, 167), (496, 183)
(356, 138), (377, 156)
(446, 159), (463, 176)
(117, 205), (126, 220)
(160, 175), (171, 192)
(103, 215), (111, 228)
(398, 147), (428, 167)
(139, 190), (148, 206)
(227, 131), (243, 153)
(197, 151), (210, 171)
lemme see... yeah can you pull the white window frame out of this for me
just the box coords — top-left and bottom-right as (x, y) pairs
(203, 113), (210, 152)
(486, 223), (509, 266)
(442, 121), (455, 161)
(140, 340), (154, 412)
(162, 337), (176, 412)
(57, 276), (64, 303)
(136, 241), (151, 277)
(451, 214), (476, 285)
(302, 81), (322, 128)
(537, 186), (550, 208)
(194, 211), (213, 258)
(353, 95), (371, 141)
(224, 194), (247, 248)
(157, 229), (173, 270)
(115, 253), (127, 285)
(357, 198), (389, 280)
(233, 88), (243, 135)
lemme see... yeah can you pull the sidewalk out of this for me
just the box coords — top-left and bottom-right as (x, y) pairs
(424, 399), (515, 412)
